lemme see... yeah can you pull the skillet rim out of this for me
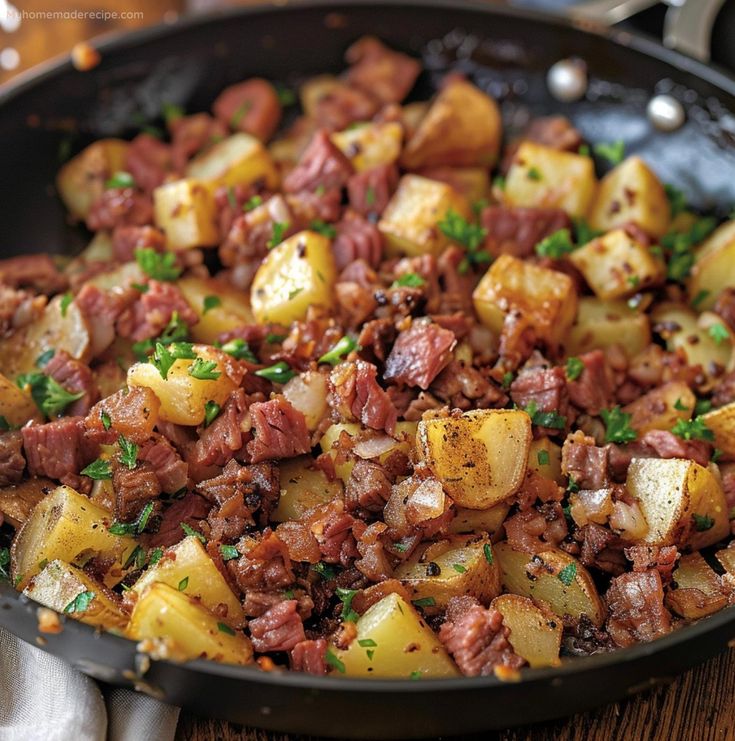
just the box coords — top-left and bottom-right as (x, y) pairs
(0, 0), (734, 694)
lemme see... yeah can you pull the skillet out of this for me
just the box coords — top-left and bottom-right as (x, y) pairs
(1, 1), (735, 736)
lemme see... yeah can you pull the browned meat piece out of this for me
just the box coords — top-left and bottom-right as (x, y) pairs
(504, 503), (568, 554)
(384, 320), (456, 390)
(74, 284), (137, 358)
(212, 78), (281, 141)
(112, 459), (161, 522)
(345, 37), (420, 104)
(138, 436), (188, 494)
(124, 133), (173, 193)
(0, 254), (67, 295)
(0, 432), (25, 486)
(249, 600), (305, 653)
(0, 285), (45, 337)
(111, 225), (166, 262)
(712, 370), (735, 408)
(145, 492), (210, 548)
(286, 188), (343, 225)
(44, 349), (99, 417)
(310, 83), (378, 132)
(567, 350), (616, 416)
(481, 206), (571, 259)
(283, 130), (354, 194)
(577, 523), (626, 575)
(510, 365), (569, 425)
(169, 112), (228, 171)
(624, 545), (679, 586)
(246, 397), (311, 463)
(290, 638), (328, 675)
(713, 287), (735, 332)
(357, 317), (395, 363)
(332, 212), (384, 271)
(335, 280), (378, 330)
(561, 432), (610, 490)
(307, 501), (358, 566)
(354, 521), (393, 582)
(430, 360), (506, 411)
(85, 188), (153, 232)
(227, 530), (294, 592)
(22, 417), (83, 480)
(347, 163), (399, 219)
(190, 388), (250, 468)
(84, 386), (160, 446)
(345, 459), (393, 513)
(640, 429), (712, 467)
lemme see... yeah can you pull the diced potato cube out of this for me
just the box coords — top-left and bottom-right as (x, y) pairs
(185, 133), (279, 190)
(701, 402), (735, 457)
(11, 485), (136, 590)
(569, 229), (666, 300)
(626, 457), (729, 549)
(56, 139), (129, 220)
(472, 255), (578, 348)
(494, 543), (606, 627)
(566, 297), (650, 358)
(331, 122), (403, 172)
(622, 381), (695, 435)
(84, 262), (147, 292)
(130, 536), (245, 627)
(127, 583), (253, 665)
(503, 141), (596, 218)
(250, 230), (336, 325)
(492, 594), (562, 668)
(378, 174), (471, 258)
(127, 345), (238, 426)
(716, 545), (735, 576)
(330, 592), (459, 678)
(0, 373), (41, 426)
(0, 478), (51, 528)
(587, 156), (671, 238)
(665, 552), (728, 619)
(153, 178), (219, 250)
(23, 560), (127, 632)
(416, 167), (490, 205)
(271, 456), (344, 522)
(395, 535), (501, 613)
(177, 276), (255, 344)
(448, 502), (510, 538)
(299, 74), (341, 118)
(417, 409), (531, 509)
(527, 438), (563, 483)
(688, 220), (735, 311)
(400, 80), (501, 170)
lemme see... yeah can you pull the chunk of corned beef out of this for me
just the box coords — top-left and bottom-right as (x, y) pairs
(74, 284), (136, 358)
(345, 459), (393, 513)
(145, 492), (211, 548)
(606, 440), (655, 481)
(22, 418), (84, 480)
(138, 436), (188, 494)
(501, 115), (583, 173)
(111, 225), (166, 262)
(605, 570), (672, 647)
(169, 112), (228, 171)
(124, 133), (173, 193)
(439, 598), (525, 676)
(227, 530), (294, 591)
(112, 459), (161, 522)
(567, 350), (616, 416)
(624, 545), (679, 586)
(246, 397), (310, 463)
(561, 432), (610, 490)
(190, 388), (250, 468)
(249, 600), (305, 653)
(640, 429), (712, 467)
(283, 130), (354, 194)
(0, 285), (45, 338)
(286, 187), (343, 225)
(335, 280), (378, 330)
(481, 205), (571, 259)
(290, 638), (328, 675)
(0, 431), (25, 485)
(44, 349), (99, 417)
(384, 320), (456, 390)
(510, 365), (569, 421)
(0, 254), (67, 295)
(347, 163), (399, 219)
(577, 523), (626, 575)
(332, 212), (384, 271)
(212, 78), (281, 141)
(504, 503), (568, 554)
(310, 83), (378, 132)
(430, 360), (506, 411)
(84, 386), (160, 446)
(311, 504), (358, 565)
(712, 371), (735, 409)
(85, 188), (153, 232)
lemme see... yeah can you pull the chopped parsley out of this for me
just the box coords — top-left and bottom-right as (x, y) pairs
(472, 198), (489, 216)
(438, 209), (489, 273)
(319, 336), (358, 366)
(578, 144), (591, 157)
(0, 416), (9, 431)
(573, 218), (603, 246)
(358, 638), (377, 648)
(230, 99), (252, 129)
(64, 590), (96, 614)
(627, 275), (640, 288)
(712, 448), (724, 463)
(220, 544), (240, 561)
(217, 622), (236, 636)
(691, 290), (711, 309)
(288, 288), (303, 300)
(312, 562), (338, 580)
(392, 272), (425, 288)
(80, 459), (112, 480)
(133, 312), (189, 361)
(276, 86), (297, 107)
(527, 166), (543, 181)
(0, 547), (10, 580)
(567, 475), (580, 493)
(364, 186), (376, 207)
(60, 293), (73, 318)
(16, 372), (83, 419)
(310, 220), (337, 238)
(326, 648), (345, 674)
(694, 399), (713, 416)
(36, 348), (55, 367)
(483, 543), (494, 565)
(181, 522), (206, 543)
(600, 406), (637, 444)
(335, 587), (359, 622)
(410, 670), (422, 680)
(452, 564), (467, 573)
(557, 562), (577, 586)
(100, 410), (112, 430)
(411, 597), (436, 608)
(117, 435), (138, 469)
(204, 400), (221, 427)
(535, 228), (575, 259)
(692, 513), (715, 532)
(150, 341), (196, 380)
(492, 175), (506, 191)
(523, 400), (566, 430)
(221, 338), (258, 364)
(593, 140), (625, 166)
(501, 371), (514, 390)
(565, 356), (584, 381)
(202, 295), (221, 315)
(162, 102), (184, 125)
(148, 547), (163, 566)
(109, 501), (153, 536)
(178, 576), (189, 591)
(708, 323), (729, 345)
(673, 398), (689, 412)
(265, 333), (286, 344)
(188, 357), (221, 380)
(267, 221), (289, 249)
(135, 248), (181, 281)
(243, 194), (263, 212)
(664, 183), (687, 217)
(662, 217), (717, 283)
(104, 171), (136, 190)
(537, 449), (550, 466)
(671, 416), (714, 442)
(255, 361), (296, 384)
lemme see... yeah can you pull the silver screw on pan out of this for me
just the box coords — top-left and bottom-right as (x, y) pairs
(547, 58), (588, 102)
(647, 94), (686, 132)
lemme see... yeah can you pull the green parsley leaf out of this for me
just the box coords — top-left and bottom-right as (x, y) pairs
(36, 348), (55, 367)
(326, 648), (345, 674)
(319, 336), (358, 366)
(600, 406), (637, 444)
(523, 400), (566, 430)
(483, 543), (494, 565)
(366, 649), (375, 661)
(692, 513), (714, 532)
(204, 400), (221, 427)
(188, 357), (221, 381)
(691, 290), (711, 309)
(364, 186), (376, 207)
(593, 140), (625, 166)
(578, 144), (591, 157)
(557, 563), (577, 586)
(712, 448), (723, 463)
(221, 338), (258, 363)
(312, 562), (338, 580)
(527, 166), (543, 181)
(288, 288), (303, 300)
(243, 194), (263, 212)
(565, 356), (584, 381)
(472, 198), (489, 216)
(16, 372), (83, 419)
(310, 220), (337, 238)
(664, 183), (687, 217)
(452, 563), (467, 573)
(178, 576), (189, 591)
(265, 333), (286, 344)
(80, 459), (112, 480)
(230, 100), (252, 129)
(118, 434), (138, 469)
(572, 217), (603, 246)
(335, 587), (359, 622)
(567, 475), (580, 493)
(673, 398), (689, 412)
(60, 293), (73, 318)
(695, 399), (713, 416)
(492, 175), (506, 191)
(105, 171), (136, 190)
(255, 361), (296, 384)
(662, 218), (717, 282)
(392, 272), (425, 288)
(267, 221), (289, 249)
(627, 275), (640, 288)
(162, 102), (184, 125)
(149, 341), (195, 380)
(537, 449), (550, 466)
(276, 86), (297, 107)
(181, 522), (206, 543)
(410, 670), (422, 680)
(220, 544), (239, 561)
(64, 590), (96, 614)
(501, 371), (514, 390)
(148, 547), (163, 566)
(0, 416), (10, 431)
(358, 638), (377, 648)
(135, 248), (181, 281)
(412, 597), (436, 608)
(217, 622), (236, 636)
(708, 323), (729, 345)
(438, 209), (489, 271)
(0, 547), (10, 580)
(99, 410), (112, 431)
(671, 416), (714, 442)
(202, 295), (221, 315)
(535, 228), (575, 259)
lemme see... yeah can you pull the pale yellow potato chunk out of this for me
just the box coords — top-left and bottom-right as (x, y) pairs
(331, 122), (403, 172)
(0, 373), (41, 426)
(588, 156), (671, 238)
(250, 230), (336, 325)
(24, 560), (128, 632)
(127, 345), (238, 426)
(702, 402), (735, 457)
(417, 409), (531, 509)
(688, 220), (735, 311)
(185, 133), (279, 190)
(503, 141), (597, 218)
(569, 229), (666, 300)
(271, 456), (344, 523)
(665, 552), (728, 619)
(400, 80), (501, 170)
(11, 485), (136, 590)
(527, 438), (563, 483)
(56, 139), (129, 220)
(395, 536), (501, 613)
(130, 536), (245, 627)
(566, 297), (650, 359)
(127, 583), (253, 665)
(177, 276), (254, 344)
(84, 262), (146, 292)
(330, 592), (459, 678)
(626, 457), (729, 550)
(492, 594), (562, 668)
(448, 502), (510, 538)
(378, 174), (471, 257)
(473, 255), (578, 348)
(153, 178), (219, 250)
(495, 543), (606, 627)
(622, 381), (695, 435)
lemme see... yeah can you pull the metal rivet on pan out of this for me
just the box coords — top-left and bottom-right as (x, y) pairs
(547, 58), (588, 102)
(647, 94), (686, 132)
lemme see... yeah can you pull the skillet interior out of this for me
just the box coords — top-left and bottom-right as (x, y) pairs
(1, 1), (735, 736)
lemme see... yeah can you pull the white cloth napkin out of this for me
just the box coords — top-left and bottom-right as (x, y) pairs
(0, 626), (180, 741)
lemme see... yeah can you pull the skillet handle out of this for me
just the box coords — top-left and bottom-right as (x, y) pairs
(566, 0), (726, 62)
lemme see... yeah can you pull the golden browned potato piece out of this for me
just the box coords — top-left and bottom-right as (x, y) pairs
(417, 167), (490, 204)
(494, 543), (606, 627)
(23, 560), (128, 632)
(331, 122), (403, 172)
(503, 141), (597, 218)
(622, 381), (696, 435)
(473, 255), (578, 349)
(587, 156), (671, 238)
(250, 230), (336, 325)
(153, 178), (219, 250)
(626, 457), (730, 549)
(394, 535), (501, 613)
(11, 485), (136, 590)
(687, 220), (735, 311)
(330, 592), (459, 678)
(0, 373), (41, 427)
(378, 174), (471, 258)
(527, 438), (563, 483)
(127, 583), (253, 665)
(569, 228), (666, 300)
(716, 545), (735, 577)
(400, 79), (501, 170)
(491, 594), (562, 668)
(0, 477), (51, 528)
(665, 552), (728, 620)
(701, 402), (735, 457)
(449, 502), (510, 538)
(417, 409), (531, 509)
(271, 456), (344, 523)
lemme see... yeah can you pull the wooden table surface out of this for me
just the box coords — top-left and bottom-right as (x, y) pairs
(176, 647), (735, 741)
